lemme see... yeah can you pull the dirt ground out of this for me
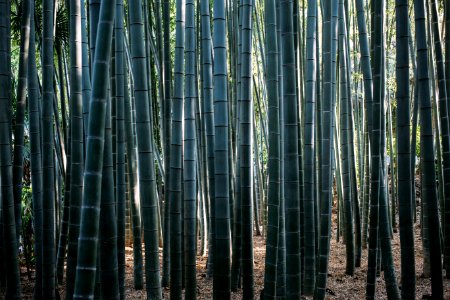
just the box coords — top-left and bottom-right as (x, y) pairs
(14, 208), (450, 299)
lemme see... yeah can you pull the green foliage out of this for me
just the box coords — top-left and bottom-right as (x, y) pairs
(21, 185), (34, 264)
(21, 185), (32, 225)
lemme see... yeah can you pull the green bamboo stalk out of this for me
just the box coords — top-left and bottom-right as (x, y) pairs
(81, 0), (91, 143)
(429, 0), (450, 277)
(354, 0), (372, 252)
(261, 0), (280, 292)
(361, 133), (370, 249)
(445, 0), (450, 261)
(124, 53), (144, 289)
(42, 0), (56, 296)
(303, 0), (317, 294)
(56, 44), (69, 149)
(72, 0), (116, 297)
(12, 0), (31, 242)
(28, 2), (44, 296)
(115, 0), (126, 297)
(338, 0), (354, 276)
(66, 0), (85, 297)
(0, 1), (22, 298)
(99, 82), (120, 300)
(415, 0), (444, 297)
(314, 1), (337, 299)
(55, 44), (71, 284)
(343, 4), (361, 267)
(128, 0), (163, 297)
(161, 0), (172, 286)
(212, 0), (232, 296)
(168, 0), (185, 295)
(199, 0), (215, 278)
(184, 0), (197, 297)
(239, 0), (254, 297)
(89, 0), (100, 67)
(367, 1), (400, 298)
(280, 0), (301, 297)
(366, 0), (382, 297)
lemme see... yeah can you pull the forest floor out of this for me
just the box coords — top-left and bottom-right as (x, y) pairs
(17, 216), (450, 300)
(15, 200), (450, 299)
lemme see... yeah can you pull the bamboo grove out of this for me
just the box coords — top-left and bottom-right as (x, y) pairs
(1, 0), (450, 299)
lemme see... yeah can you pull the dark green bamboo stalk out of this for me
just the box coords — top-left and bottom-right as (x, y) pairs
(28, 1), (44, 296)
(161, 0), (172, 286)
(366, 1), (382, 297)
(115, 0), (126, 297)
(89, 0), (100, 67)
(338, 0), (354, 276)
(128, 0), (163, 297)
(99, 82), (120, 300)
(415, 0), (444, 297)
(262, 0), (280, 296)
(56, 40), (72, 282)
(168, 0), (185, 295)
(124, 56), (144, 290)
(446, 0), (450, 257)
(57, 110), (70, 285)
(42, 0), (56, 296)
(280, 0), (301, 297)
(72, 0), (115, 297)
(213, 0), (232, 296)
(314, 1), (337, 299)
(0, 1), (21, 298)
(354, 0), (373, 252)
(303, 0), (317, 294)
(362, 134), (370, 249)
(239, 0), (254, 297)
(56, 36), (71, 280)
(275, 3), (286, 297)
(12, 0), (31, 242)
(66, 0), (85, 297)
(368, 1), (400, 298)
(230, 3), (242, 289)
(395, 2), (415, 295)
(184, 0), (197, 297)
(429, 0), (450, 277)
(81, 0), (91, 143)
(56, 44), (69, 149)
(200, 0), (215, 285)
(344, 4), (361, 267)
(230, 154), (241, 291)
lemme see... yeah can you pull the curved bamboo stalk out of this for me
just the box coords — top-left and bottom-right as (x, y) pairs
(72, 0), (116, 297)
